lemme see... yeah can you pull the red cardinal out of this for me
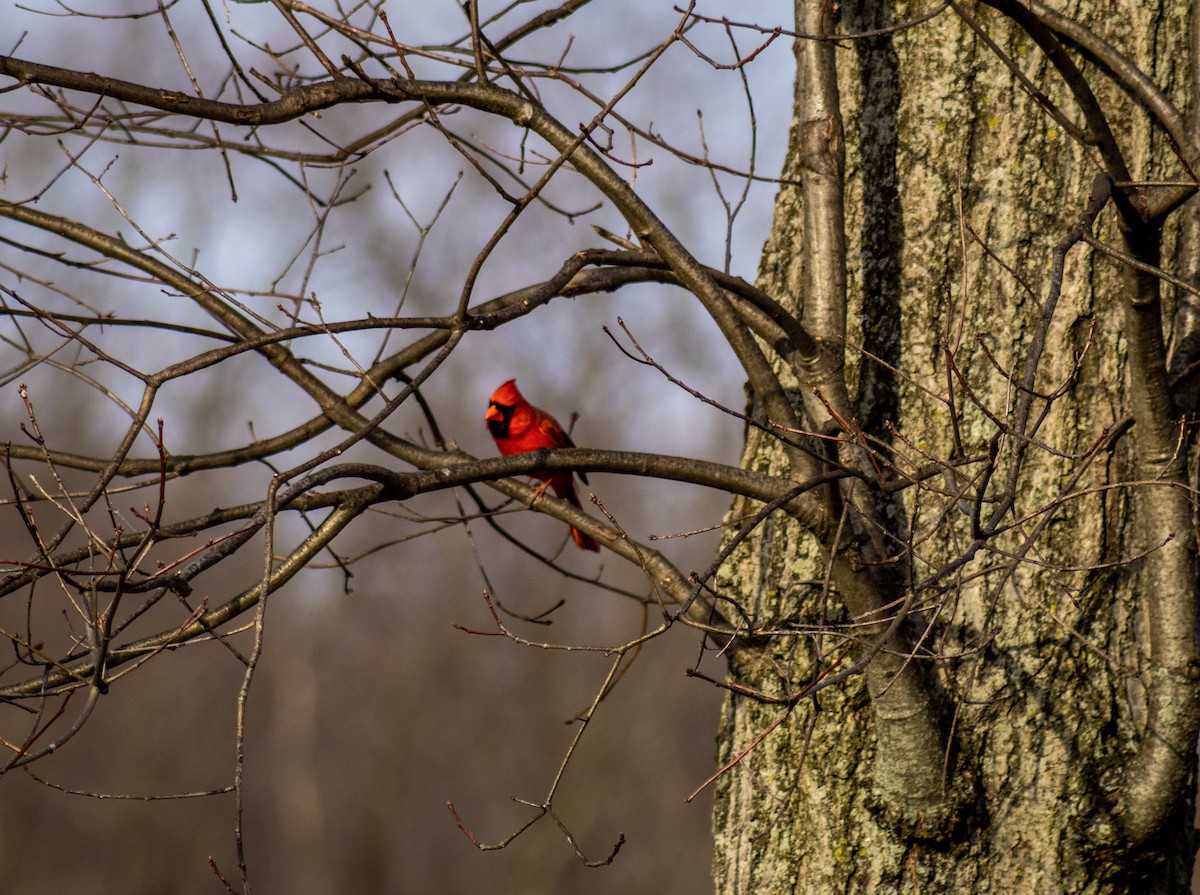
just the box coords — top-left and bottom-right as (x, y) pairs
(485, 379), (600, 551)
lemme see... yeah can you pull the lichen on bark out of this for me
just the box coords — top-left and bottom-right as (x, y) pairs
(712, 1), (1198, 891)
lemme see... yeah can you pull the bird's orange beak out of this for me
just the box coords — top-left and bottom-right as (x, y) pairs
(485, 403), (503, 424)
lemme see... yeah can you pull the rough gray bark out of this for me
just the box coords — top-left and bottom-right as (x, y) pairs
(713, 1), (1199, 891)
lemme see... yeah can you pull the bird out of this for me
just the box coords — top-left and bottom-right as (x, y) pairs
(485, 379), (600, 551)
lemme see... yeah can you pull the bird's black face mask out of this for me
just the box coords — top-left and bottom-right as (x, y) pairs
(486, 400), (515, 439)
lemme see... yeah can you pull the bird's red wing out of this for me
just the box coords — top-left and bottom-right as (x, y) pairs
(533, 412), (575, 449)
(533, 411), (589, 484)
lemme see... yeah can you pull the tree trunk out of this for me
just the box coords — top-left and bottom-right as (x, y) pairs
(712, 1), (1198, 891)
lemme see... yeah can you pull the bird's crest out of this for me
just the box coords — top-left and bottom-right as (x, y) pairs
(489, 378), (522, 406)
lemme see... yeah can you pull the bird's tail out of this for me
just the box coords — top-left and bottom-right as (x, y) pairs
(571, 526), (600, 552)
(552, 477), (600, 552)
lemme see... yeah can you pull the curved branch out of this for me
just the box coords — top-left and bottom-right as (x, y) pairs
(1109, 225), (1200, 847)
(1027, 0), (1196, 162)
(976, 0), (1141, 221)
(1025, 1), (1197, 220)
(0, 54), (374, 126)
